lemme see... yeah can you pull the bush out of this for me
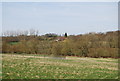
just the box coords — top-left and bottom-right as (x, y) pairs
(52, 42), (63, 56)
(61, 39), (73, 56)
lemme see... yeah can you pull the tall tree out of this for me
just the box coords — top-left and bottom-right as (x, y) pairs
(65, 33), (67, 37)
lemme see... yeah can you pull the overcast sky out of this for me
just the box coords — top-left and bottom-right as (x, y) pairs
(1, 2), (118, 35)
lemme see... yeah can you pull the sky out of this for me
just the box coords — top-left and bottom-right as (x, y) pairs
(0, 2), (2, 35)
(1, 2), (118, 35)
(1, 0), (120, 2)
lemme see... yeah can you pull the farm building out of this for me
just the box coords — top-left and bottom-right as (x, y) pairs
(55, 37), (66, 41)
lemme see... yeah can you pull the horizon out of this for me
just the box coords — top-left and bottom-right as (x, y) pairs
(1, 29), (119, 37)
(1, 2), (118, 35)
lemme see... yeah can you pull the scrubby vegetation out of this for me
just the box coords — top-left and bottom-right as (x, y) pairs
(2, 30), (119, 58)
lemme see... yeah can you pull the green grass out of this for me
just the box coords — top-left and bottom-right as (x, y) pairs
(9, 42), (19, 45)
(2, 54), (118, 79)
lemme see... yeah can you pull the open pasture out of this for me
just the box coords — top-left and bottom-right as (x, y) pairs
(2, 54), (118, 79)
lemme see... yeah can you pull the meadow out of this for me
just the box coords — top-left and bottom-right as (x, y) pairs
(2, 54), (118, 79)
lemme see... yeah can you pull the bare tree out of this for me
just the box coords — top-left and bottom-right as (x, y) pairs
(23, 30), (28, 36)
(35, 30), (39, 36)
(29, 29), (36, 36)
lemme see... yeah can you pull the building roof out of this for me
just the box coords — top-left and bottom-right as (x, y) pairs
(55, 37), (66, 41)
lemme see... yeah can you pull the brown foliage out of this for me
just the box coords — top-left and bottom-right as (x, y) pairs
(2, 30), (119, 58)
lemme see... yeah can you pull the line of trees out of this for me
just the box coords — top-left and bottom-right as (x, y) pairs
(2, 29), (39, 37)
(2, 30), (119, 58)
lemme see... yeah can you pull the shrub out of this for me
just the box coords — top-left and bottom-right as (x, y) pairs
(52, 42), (63, 56)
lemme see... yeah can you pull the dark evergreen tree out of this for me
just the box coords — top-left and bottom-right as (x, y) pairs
(65, 33), (67, 37)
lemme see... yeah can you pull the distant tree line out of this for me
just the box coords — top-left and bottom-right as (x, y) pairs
(2, 30), (119, 58)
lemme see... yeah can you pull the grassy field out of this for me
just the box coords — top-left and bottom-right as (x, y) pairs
(2, 54), (118, 79)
